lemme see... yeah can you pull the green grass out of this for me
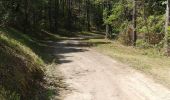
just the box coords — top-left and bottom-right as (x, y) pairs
(85, 37), (170, 88)
(0, 27), (65, 99)
(0, 28), (45, 99)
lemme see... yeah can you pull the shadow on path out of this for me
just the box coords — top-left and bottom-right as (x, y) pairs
(51, 33), (111, 65)
(53, 40), (89, 64)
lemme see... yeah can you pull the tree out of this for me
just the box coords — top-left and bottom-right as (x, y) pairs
(165, 0), (170, 56)
(105, 0), (112, 39)
(132, 0), (137, 46)
(86, 0), (91, 31)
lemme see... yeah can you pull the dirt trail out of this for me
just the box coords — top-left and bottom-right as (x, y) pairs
(55, 37), (170, 100)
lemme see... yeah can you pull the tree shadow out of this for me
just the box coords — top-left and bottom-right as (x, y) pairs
(1, 28), (63, 64)
(36, 75), (67, 100)
(1, 28), (110, 99)
(49, 40), (89, 65)
(0, 28), (67, 99)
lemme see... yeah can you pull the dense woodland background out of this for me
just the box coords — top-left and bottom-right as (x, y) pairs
(0, 0), (169, 52)
(1, 0), (170, 99)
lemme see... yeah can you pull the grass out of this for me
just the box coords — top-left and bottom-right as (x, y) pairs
(0, 28), (65, 64)
(0, 27), (66, 100)
(84, 36), (170, 88)
(0, 29), (44, 99)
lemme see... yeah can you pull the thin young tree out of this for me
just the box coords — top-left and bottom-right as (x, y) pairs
(86, 0), (91, 31)
(132, 0), (137, 46)
(165, 0), (170, 56)
(105, 0), (112, 39)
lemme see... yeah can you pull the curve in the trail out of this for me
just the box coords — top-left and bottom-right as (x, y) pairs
(56, 39), (170, 100)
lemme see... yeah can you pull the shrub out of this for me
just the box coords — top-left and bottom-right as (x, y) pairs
(136, 39), (152, 49)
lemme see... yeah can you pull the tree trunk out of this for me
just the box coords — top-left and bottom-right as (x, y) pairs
(106, 24), (109, 38)
(24, 0), (29, 33)
(54, 0), (58, 32)
(86, 0), (90, 31)
(105, 0), (111, 39)
(48, 0), (53, 31)
(67, 0), (72, 30)
(132, 0), (137, 46)
(143, 1), (150, 42)
(165, 0), (170, 56)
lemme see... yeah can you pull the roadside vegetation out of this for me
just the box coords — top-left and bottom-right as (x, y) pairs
(84, 35), (170, 89)
(0, 28), (66, 100)
(0, 28), (44, 99)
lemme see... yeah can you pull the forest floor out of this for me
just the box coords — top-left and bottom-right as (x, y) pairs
(52, 33), (170, 100)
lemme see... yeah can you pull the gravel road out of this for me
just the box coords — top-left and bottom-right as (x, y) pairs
(55, 38), (170, 100)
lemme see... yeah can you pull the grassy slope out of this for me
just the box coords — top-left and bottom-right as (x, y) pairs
(0, 28), (45, 99)
(85, 34), (170, 88)
(0, 28), (65, 100)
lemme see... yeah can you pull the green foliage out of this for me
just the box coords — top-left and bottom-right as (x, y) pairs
(136, 39), (151, 48)
(0, 87), (20, 100)
(103, 0), (133, 38)
(167, 26), (170, 39)
(144, 0), (166, 15)
(104, 1), (132, 25)
(138, 15), (164, 34)
(106, 5), (122, 24)
(102, 0), (166, 48)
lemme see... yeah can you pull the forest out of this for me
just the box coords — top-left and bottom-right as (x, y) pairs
(1, 0), (170, 100)
(0, 0), (169, 53)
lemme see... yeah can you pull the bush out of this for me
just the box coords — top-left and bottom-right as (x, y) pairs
(136, 39), (152, 49)
(137, 15), (164, 44)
